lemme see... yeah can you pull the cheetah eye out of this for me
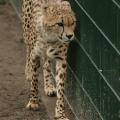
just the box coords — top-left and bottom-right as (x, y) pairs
(71, 22), (74, 25)
(57, 22), (64, 27)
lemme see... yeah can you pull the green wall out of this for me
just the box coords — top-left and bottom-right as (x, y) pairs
(9, 0), (22, 12)
(0, 0), (6, 4)
(66, 0), (120, 120)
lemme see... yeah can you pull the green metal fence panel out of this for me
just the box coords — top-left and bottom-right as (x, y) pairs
(0, 0), (6, 4)
(9, 0), (22, 13)
(66, 0), (120, 120)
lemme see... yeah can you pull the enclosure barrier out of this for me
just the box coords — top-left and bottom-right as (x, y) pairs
(1, 0), (120, 120)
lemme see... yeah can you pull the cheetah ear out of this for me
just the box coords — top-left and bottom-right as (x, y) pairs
(61, 1), (71, 10)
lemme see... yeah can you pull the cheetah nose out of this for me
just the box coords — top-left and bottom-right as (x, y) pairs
(66, 34), (73, 39)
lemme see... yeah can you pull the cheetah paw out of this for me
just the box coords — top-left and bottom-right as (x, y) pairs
(55, 116), (69, 120)
(45, 86), (56, 97)
(26, 101), (40, 111)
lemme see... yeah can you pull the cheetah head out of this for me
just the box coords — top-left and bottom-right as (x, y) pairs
(41, 1), (76, 43)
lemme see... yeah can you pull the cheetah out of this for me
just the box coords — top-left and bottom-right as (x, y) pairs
(22, 0), (76, 119)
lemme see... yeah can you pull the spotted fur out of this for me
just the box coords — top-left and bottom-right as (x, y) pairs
(22, 0), (76, 119)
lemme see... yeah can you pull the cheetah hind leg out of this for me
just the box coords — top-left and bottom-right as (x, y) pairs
(55, 115), (69, 120)
(26, 99), (40, 111)
(25, 53), (41, 110)
(44, 84), (56, 97)
(43, 58), (56, 97)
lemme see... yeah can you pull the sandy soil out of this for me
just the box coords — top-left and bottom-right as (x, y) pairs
(0, 3), (75, 120)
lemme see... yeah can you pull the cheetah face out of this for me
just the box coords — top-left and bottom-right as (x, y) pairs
(42, 1), (76, 43)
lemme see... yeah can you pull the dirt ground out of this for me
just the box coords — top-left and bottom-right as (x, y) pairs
(0, 3), (75, 120)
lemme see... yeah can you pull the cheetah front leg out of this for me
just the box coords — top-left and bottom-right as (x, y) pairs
(43, 58), (56, 96)
(46, 44), (69, 119)
(25, 49), (40, 110)
(55, 59), (69, 120)
(55, 50), (69, 120)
